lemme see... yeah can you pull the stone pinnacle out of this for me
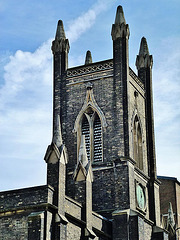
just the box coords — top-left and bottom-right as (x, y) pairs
(115, 5), (126, 25)
(55, 20), (66, 40)
(139, 37), (149, 56)
(85, 50), (93, 65)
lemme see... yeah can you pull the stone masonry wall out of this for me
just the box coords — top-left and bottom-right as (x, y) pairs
(0, 185), (53, 211)
(92, 161), (130, 215)
(64, 59), (126, 171)
(0, 185), (53, 240)
(0, 213), (29, 240)
(128, 70), (148, 175)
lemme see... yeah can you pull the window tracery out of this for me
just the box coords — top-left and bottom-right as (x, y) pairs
(74, 82), (107, 164)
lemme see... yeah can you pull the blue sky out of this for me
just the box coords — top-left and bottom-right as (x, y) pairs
(0, 0), (180, 191)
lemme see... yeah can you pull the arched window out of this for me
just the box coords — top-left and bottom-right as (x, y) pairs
(133, 116), (143, 170)
(81, 108), (102, 162)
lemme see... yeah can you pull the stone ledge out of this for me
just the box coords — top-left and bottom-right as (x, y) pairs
(0, 203), (58, 216)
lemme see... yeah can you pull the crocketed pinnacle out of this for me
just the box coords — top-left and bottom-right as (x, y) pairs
(115, 5), (126, 25)
(139, 37), (149, 56)
(85, 50), (93, 65)
(111, 5), (129, 40)
(52, 20), (70, 54)
(55, 20), (66, 40)
(136, 36), (153, 70)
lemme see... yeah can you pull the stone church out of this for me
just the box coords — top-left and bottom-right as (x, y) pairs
(0, 6), (169, 240)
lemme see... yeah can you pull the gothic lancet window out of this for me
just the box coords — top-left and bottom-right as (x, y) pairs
(81, 108), (102, 162)
(74, 84), (107, 164)
(133, 116), (143, 170)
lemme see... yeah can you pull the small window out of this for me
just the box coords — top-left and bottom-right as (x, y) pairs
(133, 116), (143, 170)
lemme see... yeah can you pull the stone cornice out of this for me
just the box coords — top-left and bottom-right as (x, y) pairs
(129, 67), (144, 89)
(0, 203), (57, 216)
(67, 59), (113, 78)
(134, 167), (150, 182)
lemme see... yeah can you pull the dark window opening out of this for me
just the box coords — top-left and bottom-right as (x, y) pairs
(133, 116), (143, 170)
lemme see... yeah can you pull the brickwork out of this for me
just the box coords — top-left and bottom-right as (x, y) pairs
(112, 213), (129, 240)
(0, 185), (53, 211)
(0, 185), (55, 240)
(0, 213), (28, 239)
(158, 178), (176, 218)
(65, 63), (122, 170)
(28, 211), (45, 240)
(93, 163), (130, 214)
(129, 215), (153, 240)
(128, 73), (148, 175)
(0, 5), (168, 240)
(158, 176), (180, 239)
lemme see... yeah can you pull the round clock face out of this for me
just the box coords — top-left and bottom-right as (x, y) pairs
(136, 184), (146, 210)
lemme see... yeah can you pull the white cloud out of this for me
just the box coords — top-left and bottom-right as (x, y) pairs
(1, 0), (179, 191)
(0, 39), (53, 190)
(153, 37), (180, 179)
(153, 37), (180, 127)
(66, 0), (116, 43)
(0, 0), (117, 190)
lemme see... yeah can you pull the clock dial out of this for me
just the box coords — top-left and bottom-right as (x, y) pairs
(136, 184), (146, 210)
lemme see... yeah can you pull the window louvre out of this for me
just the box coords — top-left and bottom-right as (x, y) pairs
(81, 109), (102, 163)
(94, 115), (102, 162)
(82, 116), (90, 161)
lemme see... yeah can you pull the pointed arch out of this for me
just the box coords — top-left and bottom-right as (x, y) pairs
(73, 87), (107, 133)
(132, 112), (144, 171)
(74, 86), (106, 163)
(77, 106), (103, 163)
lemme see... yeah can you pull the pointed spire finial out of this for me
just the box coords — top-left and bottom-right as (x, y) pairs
(111, 6), (129, 40)
(55, 20), (66, 40)
(115, 5), (126, 25)
(52, 114), (63, 148)
(85, 50), (93, 65)
(139, 37), (149, 56)
(136, 37), (153, 70)
(52, 19), (70, 54)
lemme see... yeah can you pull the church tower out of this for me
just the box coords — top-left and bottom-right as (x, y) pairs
(0, 5), (172, 240)
(45, 5), (168, 240)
